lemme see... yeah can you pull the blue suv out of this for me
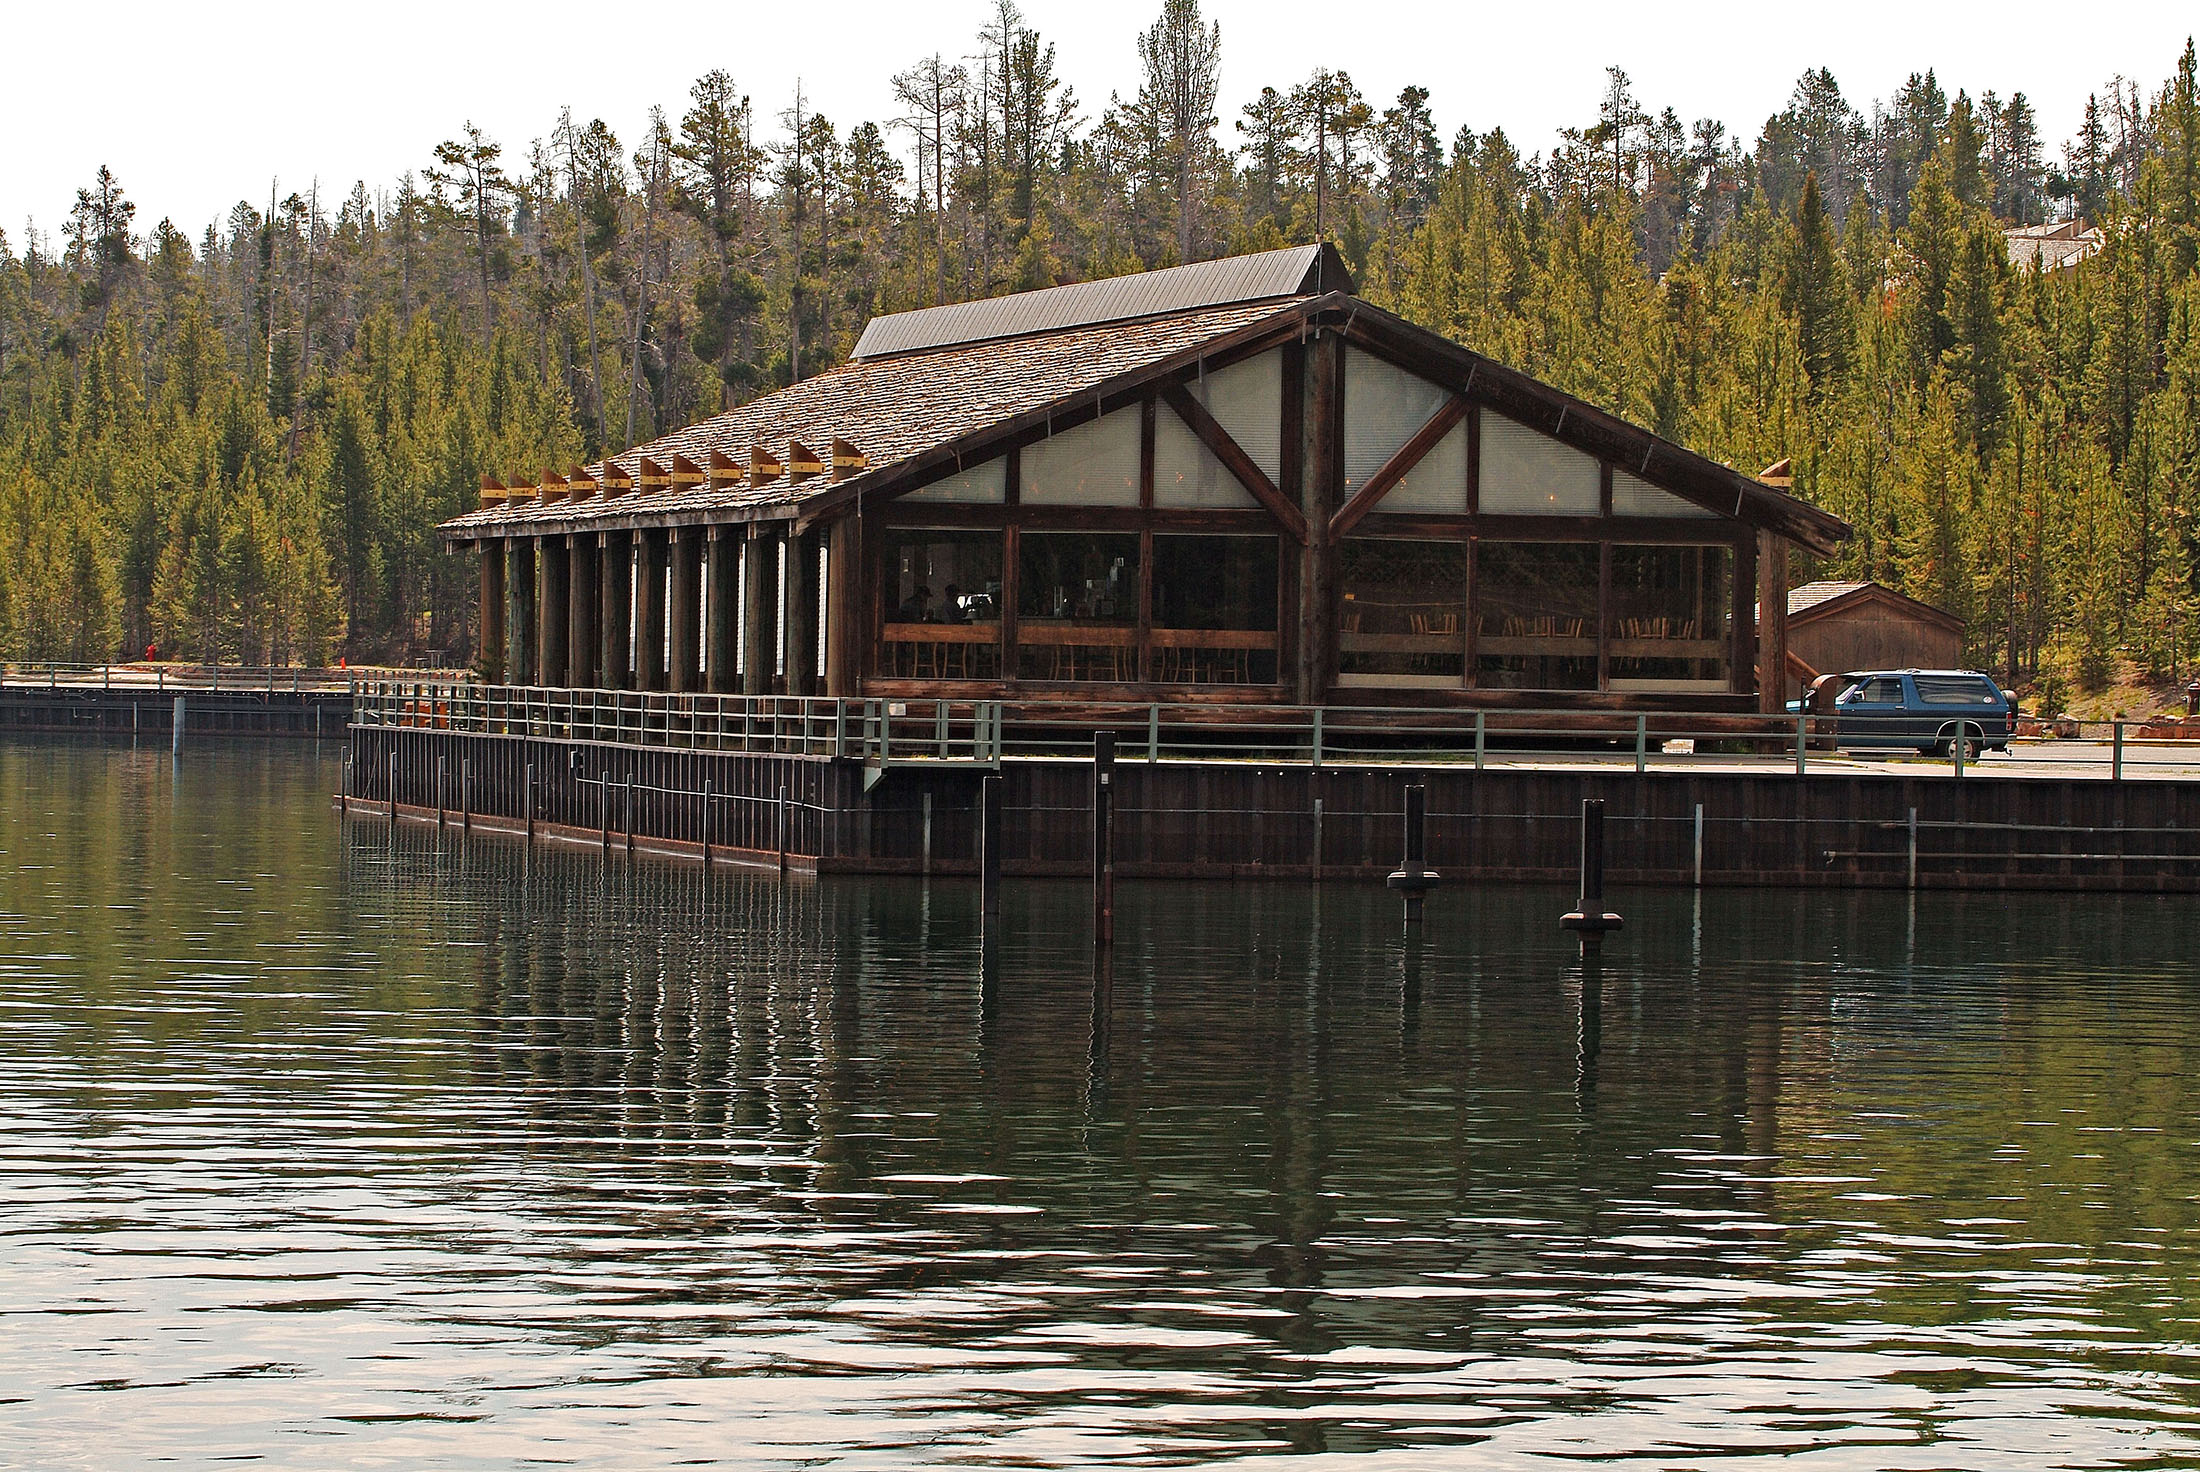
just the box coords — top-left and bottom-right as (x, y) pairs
(1790, 669), (2017, 758)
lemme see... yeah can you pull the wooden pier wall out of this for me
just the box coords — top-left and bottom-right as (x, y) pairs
(348, 724), (2200, 893)
(0, 686), (350, 738)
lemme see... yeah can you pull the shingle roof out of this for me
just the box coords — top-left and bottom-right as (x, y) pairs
(443, 297), (1298, 539)
(851, 244), (1348, 359)
(1788, 580), (1871, 616)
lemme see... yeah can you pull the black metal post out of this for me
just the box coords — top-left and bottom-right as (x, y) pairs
(1385, 783), (1441, 924)
(436, 756), (447, 828)
(1560, 797), (1624, 955)
(981, 774), (1003, 924)
(1092, 732), (1115, 948)
(388, 751), (398, 823)
(524, 761), (535, 845)
(702, 779), (714, 869)
(461, 756), (472, 833)
(778, 782), (790, 873)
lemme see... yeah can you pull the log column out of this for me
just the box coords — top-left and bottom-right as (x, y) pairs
(478, 540), (506, 683)
(1299, 330), (1341, 704)
(635, 529), (668, 691)
(783, 529), (819, 696)
(741, 528), (776, 695)
(537, 536), (570, 687)
(567, 534), (600, 688)
(1758, 529), (1790, 713)
(824, 514), (859, 695)
(505, 538), (535, 686)
(669, 528), (703, 694)
(705, 527), (738, 694)
(601, 531), (632, 690)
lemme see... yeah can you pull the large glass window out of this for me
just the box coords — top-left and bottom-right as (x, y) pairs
(904, 456), (1006, 503)
(1480, 414), (1601, 515)
(1475, 542), (1599, 689)
(880, 529), (1002, 679)
(1338, 539), (1470, 686)
(1608, 544), (1731, 690)
(1344, 348), (1453, 500)
(1020, 409), (1141, 505)
(1017, 533), (1140, 681)
(1611, 469), (1714, 518)
(1152, 535), (1280, 685)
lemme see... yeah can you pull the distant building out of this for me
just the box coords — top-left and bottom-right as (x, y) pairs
(2005, 219), (2102, 273)
(1777, 580), (1966, 700)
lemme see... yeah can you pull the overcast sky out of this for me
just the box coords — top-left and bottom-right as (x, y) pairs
(5, 1), (2194, 244)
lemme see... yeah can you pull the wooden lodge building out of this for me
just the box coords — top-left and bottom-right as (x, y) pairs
(441, 245), (1849, 714)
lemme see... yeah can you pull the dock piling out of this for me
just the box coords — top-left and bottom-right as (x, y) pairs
(524, 762), (535, 845)
(1093, 733), (1115, 948)
(1560, 798), (1624, 955)
(981, 774), (1003, 924)
(1385, 784), (1441, 924)
(436, 756), (447, 828)
(1693, 802), (1704, 888)
(778, 782), (790, 872)
(172, 695), (186, 756)
(702, 780), (714, 869)
(387, 751), (398, 822)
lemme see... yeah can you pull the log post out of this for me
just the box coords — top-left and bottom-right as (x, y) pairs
(635, 530), (668, 691)
(741, 528), (776, 696)
(1758, 529), (1789, 714)
(669, 528), (702, 694)
(782, 529), (819, 697)
(537, 536), (569, 688)
(567, 533), (600, 689)
(705, 527), (737, 694)
(478, 541), (506, 683)
(505, 538), (535, 686)
(601, 531), (632, 691)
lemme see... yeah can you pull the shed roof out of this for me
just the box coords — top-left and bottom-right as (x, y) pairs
(1788, 580), (1964, 631)
(851, 244), (1349, 360)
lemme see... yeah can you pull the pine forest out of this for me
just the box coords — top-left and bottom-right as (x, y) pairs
(3, 1), (2198, 713)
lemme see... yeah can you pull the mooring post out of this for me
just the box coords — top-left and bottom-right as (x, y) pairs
(625, 772), (636, 855)
(1560, 797), (1624, 956)
(524, 762), (535, 845)
(701, 779), (714, 869)
(388, 751), (398, 823)
(1795, 714), (1808, 777)
(1385, 784), (1441, 924)
(922, 790), (934, 877)
(1635, 714), (1648, 774)
(1693, 801), (1705, 888)
(778, 782), (791, 873)
(436, 756), (447, 828)
(1092, 732), (1115, 949)
(462, 756), (472, 833)
(1474, 711), (1486, 771)
(171, 695), (186, 756)
(599, 769), (611, 854)
(981, 774), (1003, 924)
(1907, 806), (1919, 890)
(2112, 721), (2124, 783)
(1311, 795), (1325, 882)
(1954, 724), (1967, 779)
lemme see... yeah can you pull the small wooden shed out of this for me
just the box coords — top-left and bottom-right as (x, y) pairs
(1780, 581), (1965, 698)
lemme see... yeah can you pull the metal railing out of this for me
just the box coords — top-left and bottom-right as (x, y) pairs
(1, 662), (446, 695)
(354, 682), (1006, 766)
(349, 682), (2200, 779)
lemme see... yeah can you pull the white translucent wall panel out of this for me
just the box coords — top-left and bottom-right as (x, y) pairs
(1021, 407), (1142, 505)
(1183, 351), (1282, 483)
(1155, 408), (1255, 507)
(905, 457), (1006, 502)
(1376, 420), (1468, 512)
(1612, 469), (1716, 518)
(1344, 347), (1452, 497)
(1479, 412), (1602, 514)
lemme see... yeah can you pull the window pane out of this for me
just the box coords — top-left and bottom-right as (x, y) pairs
(1016, 532), (1140, 681)
(1480, 413), (1601, 515)
(1607, 544), (1730, 690)
(1152, 535), (1279, 685)
(1338, 539), (1469, 685)
(1611, 469), (1714, 518)
(905, 456), (1006, 503)
(1187, 351), (1282, 481)
(1379, 419), (1468, 513)
(1475, 542), (1599, 689)
(1344, 348), (1452, 498)
(1155, 408), (1255, 508)
(880, 530), (1002, 680)
(1020, 408), (1141, 505)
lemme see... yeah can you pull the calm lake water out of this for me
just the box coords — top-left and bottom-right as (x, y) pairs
(2, 739), (2198, 1469)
